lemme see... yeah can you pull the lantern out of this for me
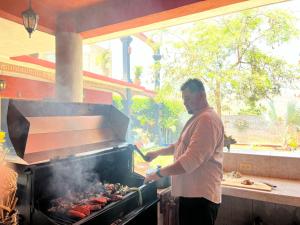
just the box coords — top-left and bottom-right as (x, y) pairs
(22, 0), (39, 38)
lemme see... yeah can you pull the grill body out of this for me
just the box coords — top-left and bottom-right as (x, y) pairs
(2, 99), (158, 225)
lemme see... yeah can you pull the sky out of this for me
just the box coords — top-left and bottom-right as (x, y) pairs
(269, 0), (300, 64)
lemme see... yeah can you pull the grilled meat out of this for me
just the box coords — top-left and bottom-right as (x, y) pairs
(48, 182), (130, 219)
(68, 209), (86, 219)
(241, 179), (254, 185)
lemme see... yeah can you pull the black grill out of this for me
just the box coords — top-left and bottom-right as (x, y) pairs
(2, 99), (158, 225)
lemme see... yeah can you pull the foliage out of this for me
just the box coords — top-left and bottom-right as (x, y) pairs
(95, 49), (112, 76)
(134, 65), (143, 79)
(0, 131), (10, 163)
(266, 101), (300, 149)
(285, 102), (300, 149)
(130, 91), (185, 144)
(112, 94), (124, 111)
(267, 101), (300, 127)
(158, 99), (184, 133)
(0, 131), (5, 143)
(238, 105), (266, 116)
(113, 92), (184, 145)
(155, 83), (185, 142)
(156, 8), (300, 116)
(286, 102), (300, 127)
(113, 95), (156, 143)
(131, 96), (156, 126)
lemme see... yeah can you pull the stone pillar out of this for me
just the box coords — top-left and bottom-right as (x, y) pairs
(121, 36), (133, 83)
(55, 32), (83, 102)
(121, 36), (133, 143)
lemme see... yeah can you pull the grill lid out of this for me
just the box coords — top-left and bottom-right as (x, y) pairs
(1, 99), (129, 165)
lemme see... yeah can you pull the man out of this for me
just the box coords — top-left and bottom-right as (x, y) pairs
(144, 78), (224, 225)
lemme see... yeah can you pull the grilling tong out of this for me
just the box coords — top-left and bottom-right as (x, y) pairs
(133, 145), (151, 162)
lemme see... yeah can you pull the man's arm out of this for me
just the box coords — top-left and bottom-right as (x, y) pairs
(144, 160), (185, 183)
(145, 144), (176, 161)
(155, 144), (176, 155)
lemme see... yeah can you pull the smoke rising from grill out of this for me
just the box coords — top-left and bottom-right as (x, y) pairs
(47, 157), (102, 197)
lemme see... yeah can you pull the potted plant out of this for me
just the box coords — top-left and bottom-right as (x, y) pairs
(134, 66), (143, 85)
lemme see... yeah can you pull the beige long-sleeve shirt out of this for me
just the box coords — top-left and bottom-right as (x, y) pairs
(171, 107), (224, 203)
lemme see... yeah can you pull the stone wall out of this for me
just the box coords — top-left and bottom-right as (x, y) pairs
(216, 196), (300, 225)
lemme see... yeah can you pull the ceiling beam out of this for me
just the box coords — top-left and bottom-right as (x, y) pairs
(0, 0), (288, 41)
(76, 0), (245, 38)
(83, 0), (287, 43)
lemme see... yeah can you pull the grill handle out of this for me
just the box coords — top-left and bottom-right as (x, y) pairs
(128, 187), (143, 206)
(132, 145), (150, 162)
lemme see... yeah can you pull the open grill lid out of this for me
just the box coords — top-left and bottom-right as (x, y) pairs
(1, 99), (129, 165)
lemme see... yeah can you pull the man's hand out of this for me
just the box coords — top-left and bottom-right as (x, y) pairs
(144, 151), (159, 162)
(144, 172), (160, 183)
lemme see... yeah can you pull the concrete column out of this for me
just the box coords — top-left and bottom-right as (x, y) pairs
(55, 32), (83, 102)
(121, 36), (133, 82)
(121, 36), (133, 143)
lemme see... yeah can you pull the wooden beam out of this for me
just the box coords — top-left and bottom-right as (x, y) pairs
(77, 0), (246, 38)
(83, 0), (287, 43)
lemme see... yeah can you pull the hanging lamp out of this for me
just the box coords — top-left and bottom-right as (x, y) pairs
(22, 0), (39, 38)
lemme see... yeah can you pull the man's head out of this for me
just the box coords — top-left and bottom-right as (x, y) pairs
(181, 78), (207, 115)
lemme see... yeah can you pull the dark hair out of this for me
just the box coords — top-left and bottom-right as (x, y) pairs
(180, 78), (205, 93)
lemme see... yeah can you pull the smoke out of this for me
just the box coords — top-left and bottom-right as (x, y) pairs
(46, 157), (102, 197)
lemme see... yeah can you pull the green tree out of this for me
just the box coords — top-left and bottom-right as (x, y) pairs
(158, 9), (300, 116)
(267, 101), (300, 149)
(155, 83), (185, 143)
(131, 96), (156, 127)
(113, 92), (184, 145)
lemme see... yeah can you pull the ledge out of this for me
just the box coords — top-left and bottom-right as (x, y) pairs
(222, 175), (300, 207)
(158, 176), (300, 207)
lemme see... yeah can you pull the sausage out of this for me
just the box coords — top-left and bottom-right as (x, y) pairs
(68, 209), (86, 219)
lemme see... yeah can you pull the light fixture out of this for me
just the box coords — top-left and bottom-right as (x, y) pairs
(22, 0), (39, 38)
(0, 80), (6, 91)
